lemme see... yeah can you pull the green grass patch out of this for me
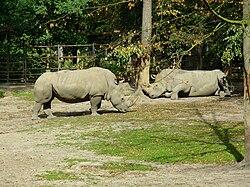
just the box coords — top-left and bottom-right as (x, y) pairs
(0, 90), (4, 98)
(101, 162), (153, 172)
(11, 89), (33, 101)
(64, 158), (93, 168)
(83, 121), (244, 164)
(37, 170), (80, 181)
(28, 99), (244, 165)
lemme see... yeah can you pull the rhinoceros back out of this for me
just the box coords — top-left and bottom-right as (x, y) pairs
(34, 67), (117, 103)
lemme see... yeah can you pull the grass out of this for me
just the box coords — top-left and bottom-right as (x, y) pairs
(83, 121), (244, 164)
(0, 88), (34, 100)
(64, 158), (92, 168)
(32, 98), (244, 165)
(65, 158), (153, 172)
(37, 170), (80, 181)
(9, 89), (243, 181)
(0, 90), (4, 98)
(11, 89), (34, 101)
(101, 162), (153, 171)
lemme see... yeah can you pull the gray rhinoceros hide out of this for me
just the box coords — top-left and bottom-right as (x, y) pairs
(143, 69), (231, 99)
(32, 67), (139, 119)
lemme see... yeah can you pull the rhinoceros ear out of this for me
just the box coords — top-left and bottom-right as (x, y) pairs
(118, 82), (137, 96)
(114, 78), (119, 85)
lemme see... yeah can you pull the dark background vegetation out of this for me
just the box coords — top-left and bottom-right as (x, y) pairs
(0, 0), (243, 85)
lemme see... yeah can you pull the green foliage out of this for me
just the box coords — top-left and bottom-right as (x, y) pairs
(106, 43), (146, 80)
(54, 0), (89, 14)
(221, 25), (243, 65)
(108, 43), (146, 63)
(0, 0), (244, 79)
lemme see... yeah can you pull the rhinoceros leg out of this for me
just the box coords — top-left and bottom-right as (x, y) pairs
(32, 102), (42, 120)
(90, 96), (102, 116)
(219, 77), (231, 97)
(164, 92), (172, 98)
(43, 100), (55, 118)
(171, 83), (191, 100)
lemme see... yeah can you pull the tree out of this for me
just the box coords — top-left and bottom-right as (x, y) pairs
(139, 0), (152, 86)
(243, 0), (250, 169)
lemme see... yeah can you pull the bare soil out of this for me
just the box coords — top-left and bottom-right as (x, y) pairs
(0, 88), (250, 187)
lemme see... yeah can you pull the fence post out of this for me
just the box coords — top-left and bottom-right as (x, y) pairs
(46, 47), (50, 72)
(23, 46), (27, 82)
(58, 45), (63, 71)
(92, 43), (97, 66)
(6, 45), (10, 82)
(92, 43), (95, 56)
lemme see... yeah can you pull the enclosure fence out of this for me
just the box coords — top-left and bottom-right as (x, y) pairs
(0, 44), (108, 83)
(0, 44), (243, 85)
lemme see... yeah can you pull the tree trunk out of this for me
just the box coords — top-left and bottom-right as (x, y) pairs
(197, 45), (203, 70)
(138, 0), (152, 86)
(243, 0), (250, 169)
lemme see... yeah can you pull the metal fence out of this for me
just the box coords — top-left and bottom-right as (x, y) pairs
(0, 44), (108, 83)
(0, 44), (243, 86)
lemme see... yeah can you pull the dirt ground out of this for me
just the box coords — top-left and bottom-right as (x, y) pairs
(0, 86), (250, 187)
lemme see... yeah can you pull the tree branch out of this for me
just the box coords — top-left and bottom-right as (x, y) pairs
(203, 0), (245, 25)
(170, 22), (226, 68)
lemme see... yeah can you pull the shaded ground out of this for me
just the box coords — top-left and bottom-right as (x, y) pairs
(0, 86), (249, 186)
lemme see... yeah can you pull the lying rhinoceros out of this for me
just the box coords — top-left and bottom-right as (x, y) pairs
(143, 68), (231, 100)
(32, 67), (139, 119)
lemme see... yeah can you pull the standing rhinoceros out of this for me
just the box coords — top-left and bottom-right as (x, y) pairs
(142, 68), (231, 100)
(32, 67), (139, 119)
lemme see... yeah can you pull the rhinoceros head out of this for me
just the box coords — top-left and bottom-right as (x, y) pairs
(109, 83), (139, 112)
(142, 81), (166, 99)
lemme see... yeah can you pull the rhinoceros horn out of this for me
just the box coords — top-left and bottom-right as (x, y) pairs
(151, 74), (156, 80)
(125, 88), (140, 107)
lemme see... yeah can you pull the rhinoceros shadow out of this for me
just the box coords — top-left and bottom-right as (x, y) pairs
(38, 109), (121, 118)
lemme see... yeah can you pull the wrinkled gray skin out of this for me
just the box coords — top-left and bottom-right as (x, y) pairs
(143, 69), (231, 100)
(32, 67), (139, 119)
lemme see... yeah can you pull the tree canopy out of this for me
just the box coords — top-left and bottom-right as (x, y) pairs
(0, 0), (243, 71)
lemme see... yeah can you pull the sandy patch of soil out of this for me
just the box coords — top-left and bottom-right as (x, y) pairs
(0, 91), (249, 186)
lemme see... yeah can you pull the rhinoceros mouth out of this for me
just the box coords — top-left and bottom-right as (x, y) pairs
(142, 89), (158, 99)
(114, 106), (127, 113)
(119, 109), (127, 113)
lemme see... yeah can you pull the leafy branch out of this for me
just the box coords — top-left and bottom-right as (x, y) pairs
(44, 0), (135, 25)
(203, 0), (245, 25)
(161, 22), (226, 68)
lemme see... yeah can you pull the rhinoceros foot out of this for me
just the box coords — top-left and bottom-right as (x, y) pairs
(219, 91), (231, 97)
(47, 115), (56, 119)
(170, 93), (179, 100)
(31, 116), (41, 120)
(91, 112), (100, 116)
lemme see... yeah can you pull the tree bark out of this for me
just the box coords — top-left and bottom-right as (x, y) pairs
(138, 0), (152, 86)
(243, 0), (250, 169)
(197, 45), (203, 70)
